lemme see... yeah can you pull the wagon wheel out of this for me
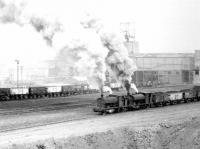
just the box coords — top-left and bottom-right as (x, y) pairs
(24, 95), (28, 99)
(162, 102), (167, 106)
(122, 107), (127, 112)
(117, 108), (124, 113)
(101, 112), (106, 115)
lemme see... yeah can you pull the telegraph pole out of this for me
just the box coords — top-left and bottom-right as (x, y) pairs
(15, 60), (19, 88)
(20, 66), (23, 86)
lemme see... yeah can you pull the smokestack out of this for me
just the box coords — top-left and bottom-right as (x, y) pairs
(124, 80), (130, 95)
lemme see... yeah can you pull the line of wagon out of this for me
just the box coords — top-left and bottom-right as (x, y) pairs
(0, 84), (99, 101)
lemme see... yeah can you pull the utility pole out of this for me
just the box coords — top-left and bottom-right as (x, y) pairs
(20, 66), (23, 86)
(15, 60), (19, 88)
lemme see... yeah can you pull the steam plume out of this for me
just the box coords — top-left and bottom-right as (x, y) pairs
(0, 0), (26, 27)
(80, 15), (137, 88)
(0, 0), (137, 90)
(30, 16), (63, 46)
(101, 31), (137, 84)
(0, 0), (62, 46)
(53, 28), (108, 88)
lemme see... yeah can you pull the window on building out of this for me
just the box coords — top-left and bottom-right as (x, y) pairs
(195, 67), (199, 75)
(195, 70), (199, 75)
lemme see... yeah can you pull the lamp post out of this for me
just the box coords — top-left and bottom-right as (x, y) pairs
(15, 60), (19, 88)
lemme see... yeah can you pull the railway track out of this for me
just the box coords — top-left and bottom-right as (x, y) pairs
(0, 112), (96, 133)
(1, 99), (199, 134)
(0, 101), (95, 116)
(0, 100), (96, 133)
(1, 97), (199, 132)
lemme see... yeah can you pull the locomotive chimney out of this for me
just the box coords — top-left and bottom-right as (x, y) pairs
(124, 80), (131, 95)
(100, 86), (104, 98)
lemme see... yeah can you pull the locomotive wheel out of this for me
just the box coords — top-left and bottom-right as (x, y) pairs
(5, 96), (9, 101)
(122, 107), (128, 112)
(1, 96), (6, 101)
(162, 102), (167, 106)
(117, 108), (122, 113)
(155, 103), (160, 107)
(100, 112), (106, 115)
(150, 104), (154, 108)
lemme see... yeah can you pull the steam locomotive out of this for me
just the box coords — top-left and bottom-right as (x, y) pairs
(0, 84), (99, 101)
(93, 85), (200, 115)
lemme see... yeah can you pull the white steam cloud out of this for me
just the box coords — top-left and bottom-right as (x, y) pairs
(53, 27), (108, 87)
(0, 0), (137, 89)
(81, 14), (137, 87)
(101, 31), (137, 84)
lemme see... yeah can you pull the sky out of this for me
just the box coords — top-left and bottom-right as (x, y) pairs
(84, 0), (200, 53)
(0, 0), (200, 66)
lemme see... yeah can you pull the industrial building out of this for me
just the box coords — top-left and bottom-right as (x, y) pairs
(119, 22), (199, 87)
(48, 50), (199, 88)
(132, 52), (195, 87)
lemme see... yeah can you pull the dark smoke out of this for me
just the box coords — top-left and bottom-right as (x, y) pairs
(0, 0), (62, 46)
(30, 17), (63, 46)
(30, 17), (46, 32)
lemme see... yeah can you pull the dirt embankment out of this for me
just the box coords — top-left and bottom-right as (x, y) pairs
(4, 116), (200, 149)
